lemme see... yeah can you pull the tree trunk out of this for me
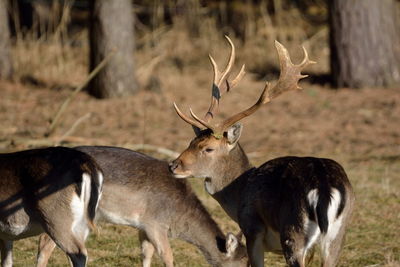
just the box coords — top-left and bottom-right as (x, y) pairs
(89, 0), (138, 98)
(329, 0), (400, 88)
(0, 0), (13, 80)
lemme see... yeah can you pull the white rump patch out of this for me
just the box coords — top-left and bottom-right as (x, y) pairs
(305, 188), (345, 260)
(307, 188), (343, 230)
(326, 188), (342, 229)
(97, 171), (104, 190)
(81, 173), (91, 207)
(70, 173), (91, 241)
(96, 172), (104, 210)
(321, 188), (344, 259)
(307, 189), (319, 210)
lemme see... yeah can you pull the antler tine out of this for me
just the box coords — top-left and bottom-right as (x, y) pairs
(217, 35), (236, 91)
(299, 45), (317, 68)
(205, 36), (246, 122)
(216, 82), (270, 132)
(208, 36), (237, 90)
(229, 64), (246, 89)
(189, 108), (217, 133)
(269, 41), (315, 96)
(216, 41), (315, 133)
(174, 37), (246, 134)
(173, 103), (204, 132)
(209, 55), (220, 88)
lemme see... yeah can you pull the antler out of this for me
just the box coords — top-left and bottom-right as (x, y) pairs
(174, 39), (315, 138)
(205, 35), (246, 122)
(214, 41), (316, 133)
(173, 103), (205, 130)
(174, 36), (245, 133)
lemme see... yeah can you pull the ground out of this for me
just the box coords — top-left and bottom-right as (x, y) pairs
(0, 63), (399, 266)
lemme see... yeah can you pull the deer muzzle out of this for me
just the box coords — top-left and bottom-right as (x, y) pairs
(169, 158), (193, 178)
(169, 159), (181, 173)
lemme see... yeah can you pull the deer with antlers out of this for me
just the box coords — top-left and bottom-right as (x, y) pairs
(169, 36), (355, 267)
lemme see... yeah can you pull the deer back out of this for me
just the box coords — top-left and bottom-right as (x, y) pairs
(76, 146), (202, 228)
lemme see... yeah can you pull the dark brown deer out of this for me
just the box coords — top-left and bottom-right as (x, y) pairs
(36, 146), (248, 267)
(0, 147), (103, 267)
(169, 37), (355, 267)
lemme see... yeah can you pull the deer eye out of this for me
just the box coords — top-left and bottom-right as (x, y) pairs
(204, 148), (215, 153)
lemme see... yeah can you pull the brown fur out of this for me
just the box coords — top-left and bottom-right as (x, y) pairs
(0, 147), (103, 267)
(36, 146), (248, 267)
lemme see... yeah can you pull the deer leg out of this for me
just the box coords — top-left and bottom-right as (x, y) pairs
(0, 240), (13, 267)
(53, 234), (87, 267)
(280, 228), (307, 267)
(37, 185), (93, 267)
(66, 252), (87, 267)
(239, 211), (266, 267)
(36, 234), (57, 267)
(305, 246), (315, 266)
(245, 231), (265, 267)
(320, 191), (354, 267)
(143, 226), (173, 267)
(42, 223), (88, 267)
(139, 230), (155, 267)
(301, 218), (320, 266)
(319, 220), (347, 267)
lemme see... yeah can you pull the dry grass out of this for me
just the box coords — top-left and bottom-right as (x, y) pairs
(1, 2), (399, 266)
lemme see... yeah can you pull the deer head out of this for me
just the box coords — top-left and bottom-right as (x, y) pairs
(170, 37), (315, 181)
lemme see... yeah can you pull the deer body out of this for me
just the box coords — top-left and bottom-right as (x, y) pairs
(170, 37), (355, 266)
(218, 155), (353, 261)
(0, 147), (103, 267)
(171, 127), (355, 267)
(37, 146), (247, 267)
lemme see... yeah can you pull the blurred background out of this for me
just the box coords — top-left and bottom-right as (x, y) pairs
(0, 0), (399, 266)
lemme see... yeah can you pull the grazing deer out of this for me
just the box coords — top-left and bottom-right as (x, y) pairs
(169, 36), (355, 267)
(36, 146), (248, 267)
(0, 146), (103, 267)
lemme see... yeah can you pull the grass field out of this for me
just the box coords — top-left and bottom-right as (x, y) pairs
(8, 156), (400, 266)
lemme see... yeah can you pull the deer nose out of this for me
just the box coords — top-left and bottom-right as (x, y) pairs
(169, 159), (181, 172)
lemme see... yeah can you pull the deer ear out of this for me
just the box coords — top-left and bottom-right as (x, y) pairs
(225, 232), (239, 257)
(192, 125), (202, 136)
(226, 123), (243, 145)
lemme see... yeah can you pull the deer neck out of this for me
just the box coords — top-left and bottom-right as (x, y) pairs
(175, 202), (230, 265)
(204, 143), (253, 222)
